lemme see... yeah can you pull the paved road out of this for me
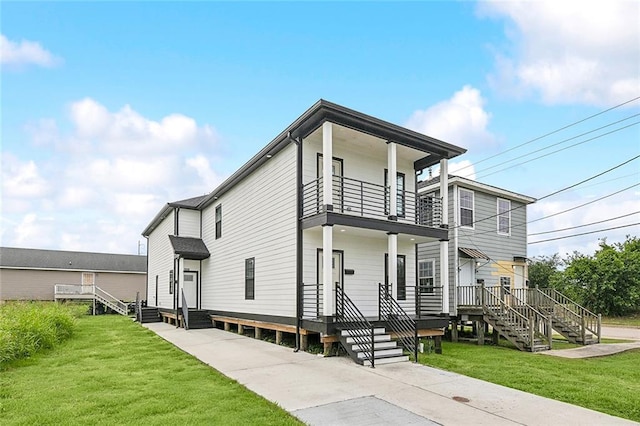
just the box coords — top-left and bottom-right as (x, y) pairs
(602, 325), (640, 341)
(144, 323), (637, 426)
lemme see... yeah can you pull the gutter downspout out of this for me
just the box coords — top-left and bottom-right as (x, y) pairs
(294, 134), (302, 352)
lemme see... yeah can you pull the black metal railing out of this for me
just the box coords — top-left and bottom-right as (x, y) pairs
(301, 175), (442, 227)
(379, 283), (418, 362)
(336, 285), (375, 368)
(301, 283), (324, 319)
(414, 285), (444, 317)
(181, 290), (189, 330)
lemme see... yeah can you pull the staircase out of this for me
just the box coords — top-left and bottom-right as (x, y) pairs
(527, 288), (601, 345)
(139, 307), (162, 323)
(185, 310), (214, 329)
(54, 284), (129, 316)
(481, 285), (552, 352)
(94, 286), (128, 316)
(338, 327), (409, 366)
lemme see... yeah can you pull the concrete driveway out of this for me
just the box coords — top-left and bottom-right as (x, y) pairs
(143, 322), (637, 425)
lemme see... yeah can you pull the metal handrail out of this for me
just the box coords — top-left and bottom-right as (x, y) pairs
(301, 283), (324, 319)
(413, 285), (444, 317)
(181, 290), (189, 330)
(379, 283), (418, 362)
(301, 175), (442, 226)
(336, 285), (375, 368)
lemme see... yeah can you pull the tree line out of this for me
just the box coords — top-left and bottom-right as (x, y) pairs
(528, 235), (639, 316)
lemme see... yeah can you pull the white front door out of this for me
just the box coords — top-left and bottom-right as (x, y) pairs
(513, 265), (526, 302)
(183, 272), (198, 308)
(319, 251), (343, 290)
(318, 155), (343, 210)
(458, 258), (476, 305)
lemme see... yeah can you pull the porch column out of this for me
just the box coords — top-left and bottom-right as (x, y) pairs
(439, 159), (450, 315)
(388, 232), (398, 300)
(322, 122), (333, 211)
(387, 141), (397, 219)
(322, 224), (335, 317)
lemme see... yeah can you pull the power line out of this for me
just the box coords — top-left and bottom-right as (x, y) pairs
(529, 223), (640, 245)
(454, 95), (640, 175)
(528, 211), (640, 236)
(467, 115), (640, 179)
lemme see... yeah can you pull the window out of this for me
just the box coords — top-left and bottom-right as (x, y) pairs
(459, 188), (474, 228)
(169, 270), (174, 294)
(418, 260), (435, 293)
(497, 198), (511, 235)
(384, 170), (406, 217)
(215, 205), (222, 239)
(81, 272), (95, 286)
(245, 258), (255, 300)
(384, 254), (406, 300)
(500, 276), (511, 294)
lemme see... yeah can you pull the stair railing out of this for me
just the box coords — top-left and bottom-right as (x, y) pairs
(379, 283), (418, 361)
(301, 283), (323, 319)
(336, 284), (375, 368)
(181, 290), (189, 330)
(531, 288), (601, 343)
(93, 286), (128, 316)
(482, 285), (535, 350)
(508, 289), (553, 348)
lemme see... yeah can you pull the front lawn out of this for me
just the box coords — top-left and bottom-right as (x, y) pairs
(419, 341), (640, 422)
(602, 314), (640, 327)
(0, 315), (301, 425)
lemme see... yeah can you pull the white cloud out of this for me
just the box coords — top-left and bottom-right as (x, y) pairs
(0, 34), (60, 68)
(1, 99), (224, 254)
(450, 160), (477, 180)
(479, 0), (640, 106)
(405, 85), (497, 150)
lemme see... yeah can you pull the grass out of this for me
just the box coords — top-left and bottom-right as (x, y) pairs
(602, 314), (640, 327)
(0, 302), (87, 365)
(419, 340), (640, 422)
(0, 315), (302, 425)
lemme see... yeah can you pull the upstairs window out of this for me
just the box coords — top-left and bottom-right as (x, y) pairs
(459, 189), (474, 228)
(497, 198), (511, 235)
(245, 258), (255, 300)
(215, 205), (222, 239)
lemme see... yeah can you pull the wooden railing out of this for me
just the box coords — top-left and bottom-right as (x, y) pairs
(301, 175), (442, 227)
(54, 284), (128, 316)
(481, 285), (538, 349)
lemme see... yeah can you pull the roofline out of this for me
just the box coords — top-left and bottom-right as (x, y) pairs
(419, 176), (536, 204)
(198, 99), (466, 210)
(0, 266), (146, 274)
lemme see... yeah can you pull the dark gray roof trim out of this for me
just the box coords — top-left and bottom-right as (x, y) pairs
(168, 236), (210, 260)
(170, 195), (207, 208)
(0, 247), (147, 272)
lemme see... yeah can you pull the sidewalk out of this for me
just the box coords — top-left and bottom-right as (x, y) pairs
(143, 323), (637, 426)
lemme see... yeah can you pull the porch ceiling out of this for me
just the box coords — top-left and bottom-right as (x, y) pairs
(303, 220), (443, 244)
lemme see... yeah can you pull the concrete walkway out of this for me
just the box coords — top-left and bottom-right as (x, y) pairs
(143, 323), (637, 425)
(542, 326), (640, 359)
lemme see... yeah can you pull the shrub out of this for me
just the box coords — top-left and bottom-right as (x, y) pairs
(0, 302), (84, 366)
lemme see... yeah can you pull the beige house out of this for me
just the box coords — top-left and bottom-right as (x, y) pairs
(0, 247), (147, 302)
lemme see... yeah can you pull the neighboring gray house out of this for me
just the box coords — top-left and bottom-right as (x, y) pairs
(0, 247), (147, 302)
(417, 175), (536, 316)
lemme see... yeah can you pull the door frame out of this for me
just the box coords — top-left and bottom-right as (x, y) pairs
(317, 153), (344, 212)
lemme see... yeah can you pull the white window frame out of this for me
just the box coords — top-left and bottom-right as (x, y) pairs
(497, 198), (511, 235)
(459, 188), (475, 229)
(418, 259), (435, 294)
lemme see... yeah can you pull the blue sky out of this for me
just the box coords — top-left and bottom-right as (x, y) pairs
(2, 1), (639, 258)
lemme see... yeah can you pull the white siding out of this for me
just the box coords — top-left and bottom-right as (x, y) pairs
(147, 209), (175, 308)
(178, 209), (200, 237)
(200, 143), (298, 317)
(303, 228), (416, 317)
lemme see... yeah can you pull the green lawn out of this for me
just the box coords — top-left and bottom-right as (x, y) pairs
(419, 341), (640, 422)
(0, 315), (301, 425)
(602, 314), (640, 327)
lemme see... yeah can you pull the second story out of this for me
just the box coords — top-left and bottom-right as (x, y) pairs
(419, 175), (536, 255)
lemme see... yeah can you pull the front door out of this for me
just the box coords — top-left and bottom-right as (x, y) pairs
(317, 155), (343, 211)
(318, 250), (343, 292)
(183, 271), (198, 308)
(458, 258), (476, 305)
(514, 265), (525, 302)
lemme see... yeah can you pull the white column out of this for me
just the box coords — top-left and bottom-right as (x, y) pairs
(388, 233), (398, 300)
(322, 225), (335, 316)
(322, 122), (333, 210)
(439, 159), (450, 314)
(388, 142), (397, 218)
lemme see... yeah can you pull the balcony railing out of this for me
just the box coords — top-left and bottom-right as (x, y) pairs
(302, 175), (442, 227)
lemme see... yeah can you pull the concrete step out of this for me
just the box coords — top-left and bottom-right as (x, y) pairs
(351, 341), (398, 352)
(341, 328), (386, 337)
(346, 334), (391, 344)
(362, 355), (410, 366)
(357, 348), (403, 359)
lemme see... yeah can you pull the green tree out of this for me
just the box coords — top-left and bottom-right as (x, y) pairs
(528, 254), (562, 289)
(557, 236), (640, 316)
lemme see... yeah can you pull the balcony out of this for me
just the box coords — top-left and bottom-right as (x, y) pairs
(302, 175), (442, 227)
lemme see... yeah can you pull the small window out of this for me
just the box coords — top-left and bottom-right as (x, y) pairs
(500, 276), (511, 294)
(384, 170), (406, 217)
(215, 205), (222, 239)
(497, 198), (511, 235)
(169, 270), (174, 294)
(459, 189), (474, 228)
(384, 254), (406, 300)
(245, 258), (255, 300)
(81, 272), (95, 286)
(418, 260), (435, 294)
